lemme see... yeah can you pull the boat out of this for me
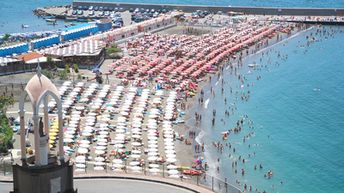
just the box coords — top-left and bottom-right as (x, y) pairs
(46, 18), (57, 23)
(65, 17), (77, 21)
(248, 63), (258, 68)
(21, 24), (29, 28)
(182, 169), (203, 176)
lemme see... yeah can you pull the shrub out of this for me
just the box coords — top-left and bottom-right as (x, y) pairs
(0, 95), (14, 153)
(58, 70), (68, 80)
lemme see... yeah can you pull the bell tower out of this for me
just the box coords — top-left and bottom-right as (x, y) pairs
(11, 64), (75, 193)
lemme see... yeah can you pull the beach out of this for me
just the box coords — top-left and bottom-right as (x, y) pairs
(1, 1), (344, 192)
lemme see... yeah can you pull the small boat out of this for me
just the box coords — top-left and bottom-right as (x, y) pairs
(65, 17), (77, 21)
(182, 169), (203, 176)
(21, 24), (29, 28)
(46, 18), (57, 23)
(248, 63), (258, 68)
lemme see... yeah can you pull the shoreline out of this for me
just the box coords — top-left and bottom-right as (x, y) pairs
(180, 23), (310, 190)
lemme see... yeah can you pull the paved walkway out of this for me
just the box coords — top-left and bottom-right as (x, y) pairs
(0, 172), (214, 193)
(1, 178), (195, 193)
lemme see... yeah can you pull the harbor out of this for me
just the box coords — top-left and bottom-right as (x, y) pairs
(35, 1), (344, 18)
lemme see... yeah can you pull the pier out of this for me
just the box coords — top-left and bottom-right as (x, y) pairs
(72, 1), (344, 16)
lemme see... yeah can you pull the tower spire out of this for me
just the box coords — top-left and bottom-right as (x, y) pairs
(36, 58), (41, 78)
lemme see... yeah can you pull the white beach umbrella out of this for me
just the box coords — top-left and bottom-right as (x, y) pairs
(132, 142), (142, 146)
(132, 135), (141, 139)
(165, 149), (175, 154)
(79, 143), (90, 148)
(148, 152), (159, 156)
(148, 136), (158, 140)
(132, 150), (141, 154)
(167, 165), (178, 169)
(94, 166), (104, 171)
(149, 168), (160, 173)
(97, 138), (107, 143)
(130, 166), (142, 171)
(131, 154), (141, 159)
(148, 140), (158, 144)
(112, 159), (123, 164)
(149, 164), (160, 168)
(148, 156), (158, 161)
(75, 155), (86, 162)
(165, 146), (175, 150)
(94, 161), (106, 166)
(167, 169), (179, 175)
(95, 150), (106, 155)
(113, 144), (124, 148)
(113, 164), (124, 169)
(166, 158), (177, 163)
(97, 141), (108, 146)
(64, 138), (74, 143)
(129, 161), (140, 166)
(94, 157), (105, 162)
(95, 146), (106, 150)
(77, 148), (88, 154)
(75, 163), (86, 168)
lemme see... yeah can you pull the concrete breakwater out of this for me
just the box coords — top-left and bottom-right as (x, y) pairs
(73, 1), (344, 16)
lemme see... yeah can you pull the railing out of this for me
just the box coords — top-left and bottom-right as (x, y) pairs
(72, 162), (242, 193)
(0, 157), (242, 193)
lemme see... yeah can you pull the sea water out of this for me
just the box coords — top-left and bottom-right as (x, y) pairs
(1, 0), (344, 34)
(193, 26), (344, 193)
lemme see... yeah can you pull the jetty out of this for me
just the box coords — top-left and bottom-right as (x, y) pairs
(33, 1), (344, 26)
(71, 1), (344, 16)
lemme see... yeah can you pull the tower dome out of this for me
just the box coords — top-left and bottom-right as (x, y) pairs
(25, 73), (60, 105)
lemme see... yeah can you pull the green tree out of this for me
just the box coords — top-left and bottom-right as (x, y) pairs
(41, 69), (54, 79)
(0, 95), (14, 112)
(0, 95), (14, 153)
(47, 56), (52, 64)
(58, 70), (68, 80)
(73, 64), (79, 73)
(106, 44), (122, 55)
(46, 56), (56, 69)
(65, 64), (70, 73)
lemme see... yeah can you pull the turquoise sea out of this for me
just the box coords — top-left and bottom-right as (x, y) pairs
(1, 0), (344, 34)
(193, 26), (344, 193)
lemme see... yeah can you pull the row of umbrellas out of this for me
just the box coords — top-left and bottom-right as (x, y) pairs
(39, 39), (104, 57)
(47, 80), (183, 176)
(109, 20), (282, 95)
